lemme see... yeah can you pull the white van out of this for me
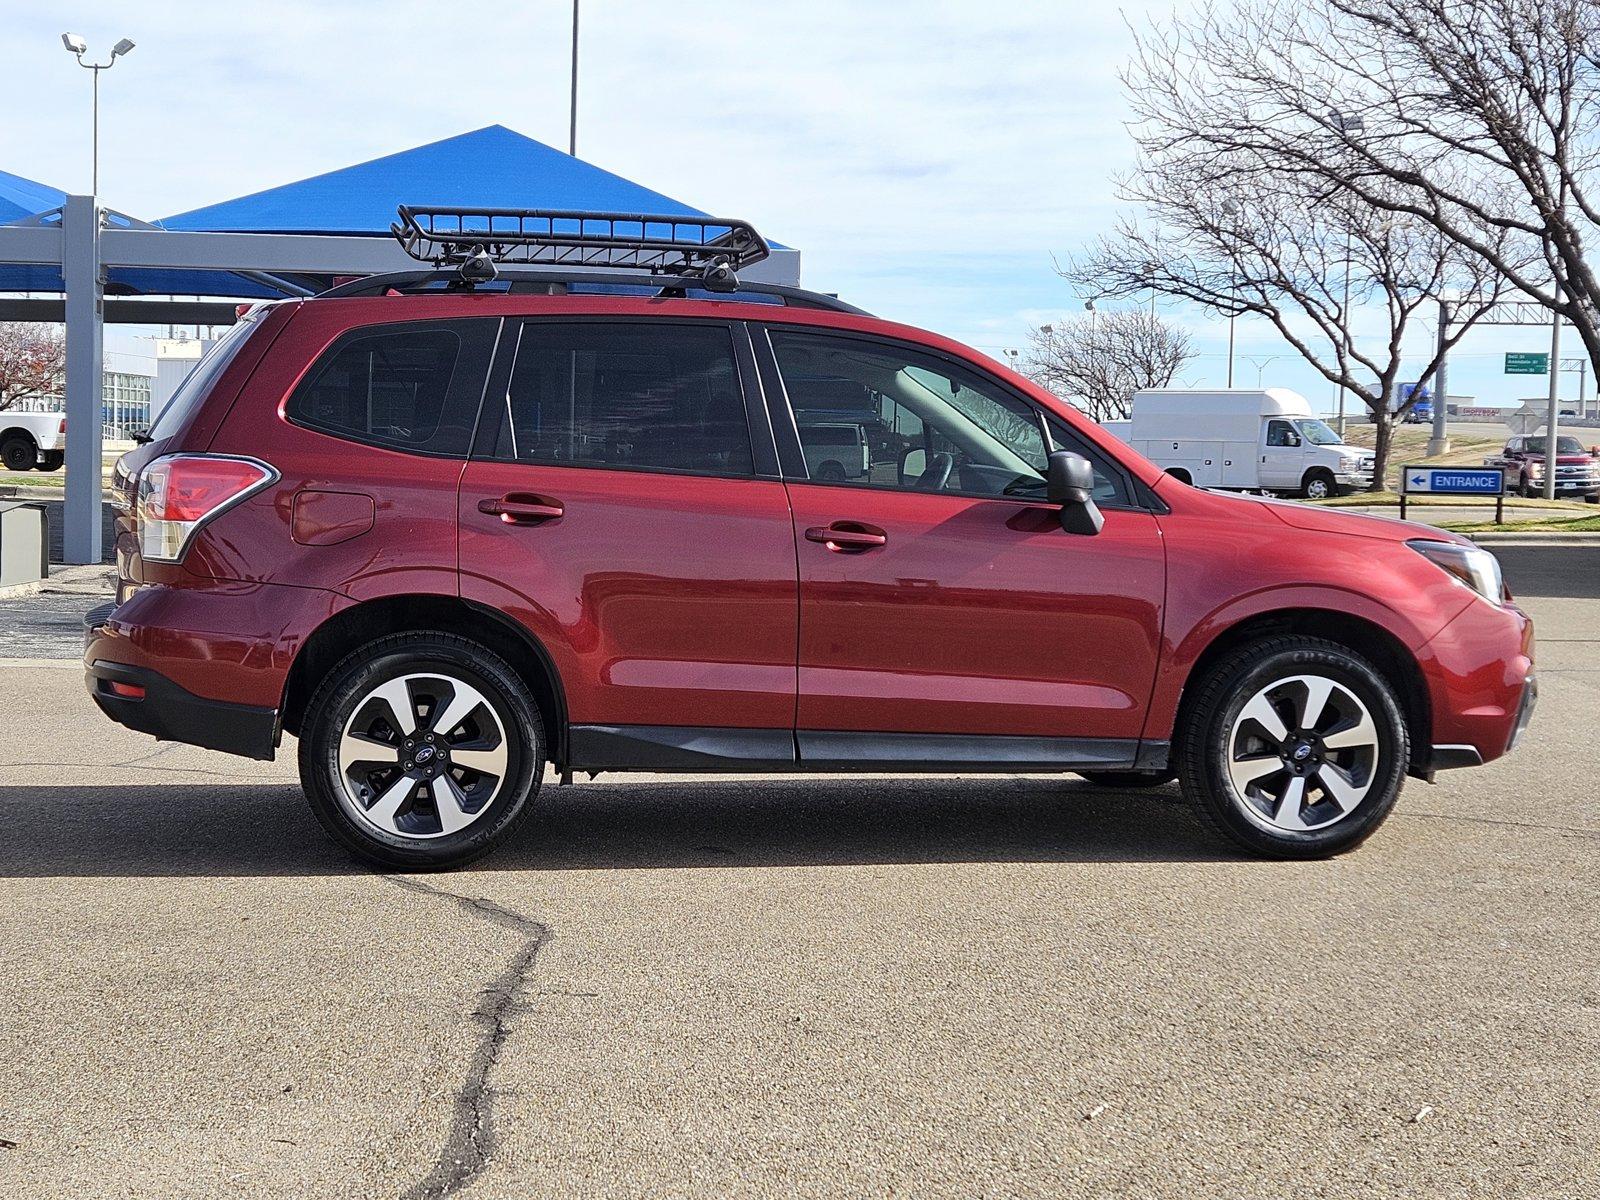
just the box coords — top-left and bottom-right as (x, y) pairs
(1112, 388), (1374, 498)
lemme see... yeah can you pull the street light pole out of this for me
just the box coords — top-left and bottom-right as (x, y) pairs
(1328, 109), (1364, 438)
(569, 0), (580, 156)
(1427, 298), (1451, 457)
(61, 34), (135, 196)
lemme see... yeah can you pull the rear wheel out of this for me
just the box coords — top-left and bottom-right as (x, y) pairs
(0, 435), (35, 472)
(1178, 636), (1408, 858)
(1301, 468), (1338, 500)
(299, 633), (544, 870)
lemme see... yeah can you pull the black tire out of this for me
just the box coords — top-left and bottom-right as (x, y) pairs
(1177, 635), (1409, 858)
(298, 632), (545, 870)
(37, 450), (63, 471)
(814, 460), (847, 482)
(1076, 769), (1177, 789)
(0, 435), (35, 472)
(1301, 467), (1339, 500)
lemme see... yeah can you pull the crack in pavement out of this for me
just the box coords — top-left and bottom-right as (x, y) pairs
(383, 874), (553, 1200)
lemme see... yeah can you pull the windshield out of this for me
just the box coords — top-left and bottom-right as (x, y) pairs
(1523, 436), (1586, 455)
(1294, 419), (1344, 446)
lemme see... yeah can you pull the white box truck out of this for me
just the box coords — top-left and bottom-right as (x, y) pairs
(1110, 388), (1374, 498)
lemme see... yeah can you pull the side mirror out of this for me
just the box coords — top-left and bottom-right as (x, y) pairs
(898, 446), (927, 486)
(1285, 432), (1301, 447)
(1046, 450), (1104, 536)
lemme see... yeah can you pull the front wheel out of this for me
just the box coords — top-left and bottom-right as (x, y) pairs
(1178, 636), (1408, 858)
(1301, 468), (1339, 500)
(0, 436), (35, 472)
(299, 633), (544, 870)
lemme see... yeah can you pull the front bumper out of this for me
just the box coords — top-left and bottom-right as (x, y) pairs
(1416, 598), (1535, 769)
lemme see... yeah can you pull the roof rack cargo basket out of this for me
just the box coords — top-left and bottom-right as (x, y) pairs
(391, 205), (770, 277)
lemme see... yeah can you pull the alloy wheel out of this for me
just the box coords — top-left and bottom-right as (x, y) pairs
(336, 671), (510, 839)
(1225, 673), (1379, 833)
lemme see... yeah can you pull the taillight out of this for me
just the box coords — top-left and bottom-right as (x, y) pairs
(135, 454), (277, 563)
(58, 418), (66, 434)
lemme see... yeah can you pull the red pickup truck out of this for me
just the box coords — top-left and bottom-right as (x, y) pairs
(1487, 434), (1600, 497)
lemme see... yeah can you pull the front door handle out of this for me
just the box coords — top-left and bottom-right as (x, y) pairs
(805, 522), (887, 552)
(478, 493), (564, 525)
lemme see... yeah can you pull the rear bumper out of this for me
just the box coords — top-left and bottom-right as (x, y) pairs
(85, 656), (278, 760)
(82, 581), (342, 760)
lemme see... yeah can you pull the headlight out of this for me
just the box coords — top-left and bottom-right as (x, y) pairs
(1408, 539), (1505, 604)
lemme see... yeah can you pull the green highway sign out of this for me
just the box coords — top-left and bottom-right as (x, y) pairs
(1505, 352), (1549, 375)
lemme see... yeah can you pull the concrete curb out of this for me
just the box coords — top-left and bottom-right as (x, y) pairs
(0, 578), (45, 600)
(1468, 532), (1600, 546)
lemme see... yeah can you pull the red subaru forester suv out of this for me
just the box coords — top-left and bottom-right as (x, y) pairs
(84, 209), (1535, 869)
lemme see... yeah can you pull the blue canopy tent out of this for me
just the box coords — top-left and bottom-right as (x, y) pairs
(0, 125), (799, 561)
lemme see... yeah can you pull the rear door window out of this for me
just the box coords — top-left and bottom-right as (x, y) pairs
(489, 322), (753, 476)
(286, 318), (499, 457)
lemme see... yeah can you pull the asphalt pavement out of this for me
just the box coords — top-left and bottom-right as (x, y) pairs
(0, 546), (1595, 1198)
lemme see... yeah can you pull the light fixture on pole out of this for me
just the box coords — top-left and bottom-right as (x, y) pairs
(61, 33), (135, 196)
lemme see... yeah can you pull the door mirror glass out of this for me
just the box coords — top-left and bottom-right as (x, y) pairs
(898, 446), (927, 485)
(1046, 450), (1104, 536)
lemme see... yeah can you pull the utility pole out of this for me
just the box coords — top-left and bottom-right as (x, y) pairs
(568, 0), (580, 156)
(1544, 291), (1562, 501)
(1427, 298), (1451, 457)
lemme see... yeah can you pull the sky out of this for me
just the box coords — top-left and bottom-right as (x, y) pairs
(2, 1), (1584, 417)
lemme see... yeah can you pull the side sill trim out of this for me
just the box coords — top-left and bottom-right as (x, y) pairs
(797, 731), (1141, 771)
(568, 724), (1146, 774)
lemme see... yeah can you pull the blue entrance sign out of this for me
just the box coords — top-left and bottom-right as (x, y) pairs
(1398, 464), (1506, 523)
(1402, 467), (1505, 495)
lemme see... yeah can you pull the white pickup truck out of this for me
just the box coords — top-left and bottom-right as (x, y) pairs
(0, 411), (66, 472)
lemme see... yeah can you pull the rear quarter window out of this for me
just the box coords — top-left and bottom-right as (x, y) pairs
(285, 318), (499, 457)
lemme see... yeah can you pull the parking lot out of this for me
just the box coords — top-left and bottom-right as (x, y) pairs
(0, 543), (1595, 1199)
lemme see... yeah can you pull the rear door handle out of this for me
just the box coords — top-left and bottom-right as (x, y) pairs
(478, 493), (564, 525)
(804, 522), (887, 552)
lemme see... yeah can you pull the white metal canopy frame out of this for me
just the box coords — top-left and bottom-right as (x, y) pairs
(0, 198), (802, 564)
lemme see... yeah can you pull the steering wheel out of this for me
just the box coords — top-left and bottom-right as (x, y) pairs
(917, 451), (954, 491)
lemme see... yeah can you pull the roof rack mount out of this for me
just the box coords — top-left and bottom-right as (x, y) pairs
(390, 205), (769, 292)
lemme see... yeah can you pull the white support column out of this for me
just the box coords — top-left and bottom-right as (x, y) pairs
(62, 195), (104, 565)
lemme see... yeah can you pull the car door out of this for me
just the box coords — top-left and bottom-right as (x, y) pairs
(757, 325), (1166, 767)
(1260, 418), (1304, 488)
(457, 318), (799, 762)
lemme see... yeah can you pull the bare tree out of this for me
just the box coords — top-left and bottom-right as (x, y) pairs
(1071, 172), (1514, 485)
(1127, 0), (1600, 376)
(1026, 310), (1195, 421)
(0, 323), (66, 411)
